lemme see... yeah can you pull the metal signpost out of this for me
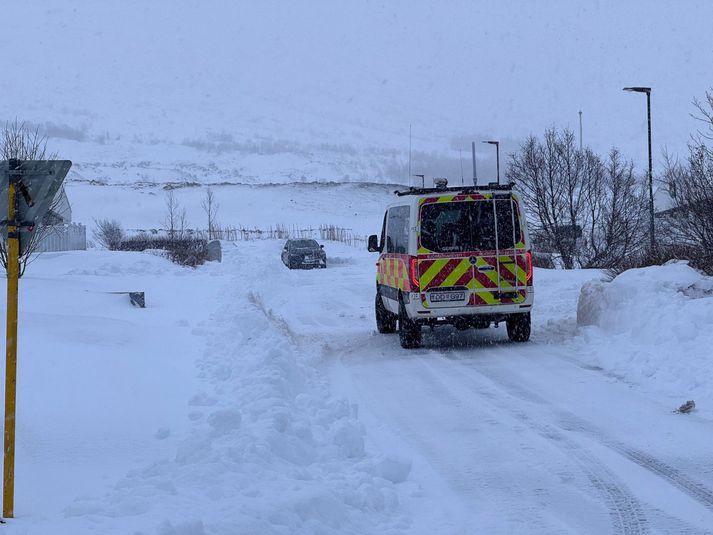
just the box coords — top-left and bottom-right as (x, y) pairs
(0, 159), (71, 519)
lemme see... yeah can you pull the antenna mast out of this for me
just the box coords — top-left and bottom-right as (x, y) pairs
(408, 124), (412, 187)
(471, 141), (478, 185)
(459, 148), (464, 185)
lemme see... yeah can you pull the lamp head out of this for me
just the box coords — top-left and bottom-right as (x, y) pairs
(623, 86), (651, 94)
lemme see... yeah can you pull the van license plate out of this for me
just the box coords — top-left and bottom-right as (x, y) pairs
(430, 291), (465, 303)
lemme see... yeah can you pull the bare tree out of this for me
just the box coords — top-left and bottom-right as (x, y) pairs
(660, 143), (713, 250)
(580, 149), (646, 268)
(1, 119), (56, 160)
(506, 128), (599, 268)
(201, 187), (220, 239)
(163, 189), (190, 239)
(659, 90), (713, 254)
(507, 127), (647, 269)
(692, 88), (713, 141)
(0, 120), (63, 276)
(164, 190), (179, 238)
(178, 205), (188, 239)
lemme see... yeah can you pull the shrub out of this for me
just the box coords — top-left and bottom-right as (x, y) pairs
(605, 244), (713, 280)
(118, 235), (209, 267)
(93, 219), (124, 250)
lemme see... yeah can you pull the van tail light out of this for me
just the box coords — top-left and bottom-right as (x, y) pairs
(526, 251), (533, 285)
(410, 256), (420, 291)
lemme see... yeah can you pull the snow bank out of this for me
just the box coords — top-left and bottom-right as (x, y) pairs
(576, 262), (713, 404)
(52, 244), (409, 535)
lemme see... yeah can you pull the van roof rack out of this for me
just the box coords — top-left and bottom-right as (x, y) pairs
(394, 182), (515, 197)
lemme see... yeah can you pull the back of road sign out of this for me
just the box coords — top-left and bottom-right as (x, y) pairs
(0, 160), (72, 255)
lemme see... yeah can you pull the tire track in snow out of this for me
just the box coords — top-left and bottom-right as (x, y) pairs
(460, 356), (713, 523)
(417, 354), (649, 535)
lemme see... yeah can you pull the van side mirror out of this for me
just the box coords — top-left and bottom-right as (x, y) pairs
(320, 244), (324, 249)
(367, 234), (380, 252)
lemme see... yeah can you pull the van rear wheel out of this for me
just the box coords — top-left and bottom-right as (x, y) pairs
(375, 293), (397, 334)
(398, 299), (422, 349)
(506, 312), (531, 342)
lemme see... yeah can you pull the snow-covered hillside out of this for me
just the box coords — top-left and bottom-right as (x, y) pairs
(66, 181), (393, 235)
(2, 1), (712, 185)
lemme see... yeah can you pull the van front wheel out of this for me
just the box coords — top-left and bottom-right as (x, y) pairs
(506, 313), (531, 342)
(398, 300), (422, 349)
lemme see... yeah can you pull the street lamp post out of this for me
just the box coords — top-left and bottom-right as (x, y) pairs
(623, 86), (654, 251)
(482, 140), (500, 185)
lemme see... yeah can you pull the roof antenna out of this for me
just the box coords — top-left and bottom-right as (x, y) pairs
(408, 123), (412, 187)
(471, 141), (478, 186)
(459, 148), (464, 185)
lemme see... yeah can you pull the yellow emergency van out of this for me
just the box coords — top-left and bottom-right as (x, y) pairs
(368, 181), (534, 348)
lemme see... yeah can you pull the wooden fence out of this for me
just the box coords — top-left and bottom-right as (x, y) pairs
(126, 224), (367, 248)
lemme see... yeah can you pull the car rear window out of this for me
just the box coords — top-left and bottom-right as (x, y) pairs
(420, 199), (522, 253)
(291, 239), (318, 248)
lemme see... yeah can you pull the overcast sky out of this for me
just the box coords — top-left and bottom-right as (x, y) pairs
(1, 1), (711, 178)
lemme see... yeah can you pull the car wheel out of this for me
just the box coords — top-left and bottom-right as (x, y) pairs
(375, 293), (397, 334)
(506, 312), (531, 342)
(398, 298), (422, 349)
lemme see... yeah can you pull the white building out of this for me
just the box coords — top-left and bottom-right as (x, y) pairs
(36, 187), (86, 252)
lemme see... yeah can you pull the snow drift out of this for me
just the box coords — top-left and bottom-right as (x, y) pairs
(577, 262), (713, 405)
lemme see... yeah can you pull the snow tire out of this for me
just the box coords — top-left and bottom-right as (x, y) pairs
(398, 298), (422, 349)
(375, 293), (397, 334)
(506, 312), (531, 342)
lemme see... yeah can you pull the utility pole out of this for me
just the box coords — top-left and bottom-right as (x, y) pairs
(3, 160), (20, 519)
(579, 110), (583, 150)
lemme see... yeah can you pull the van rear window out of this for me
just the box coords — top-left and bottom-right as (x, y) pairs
(420, 200), (521, 253)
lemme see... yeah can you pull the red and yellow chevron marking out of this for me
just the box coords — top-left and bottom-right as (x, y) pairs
(376, 254), (412, 292)
(418, 253), (528, 291)
(468, 289), (527, 306)
(419, 257), (473, 290)
(418, 253), (529, 307)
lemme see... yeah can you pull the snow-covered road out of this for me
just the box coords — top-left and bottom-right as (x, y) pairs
(256, 241), (713, 534)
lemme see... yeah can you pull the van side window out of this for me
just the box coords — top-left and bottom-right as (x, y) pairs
(386, 206), (410, 254)
(379, 212), (387, 251)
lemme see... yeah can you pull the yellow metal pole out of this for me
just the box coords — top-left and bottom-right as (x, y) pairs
(3, 173), (19, 519)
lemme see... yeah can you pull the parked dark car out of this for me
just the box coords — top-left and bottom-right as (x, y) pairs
(281, 239), (327, 269)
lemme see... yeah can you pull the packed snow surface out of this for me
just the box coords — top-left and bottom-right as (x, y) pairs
(1, 241), (712, 534)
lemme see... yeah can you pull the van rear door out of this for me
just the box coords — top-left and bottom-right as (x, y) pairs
(417, 194), (528, 307)
(470, 194), (528, 305)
